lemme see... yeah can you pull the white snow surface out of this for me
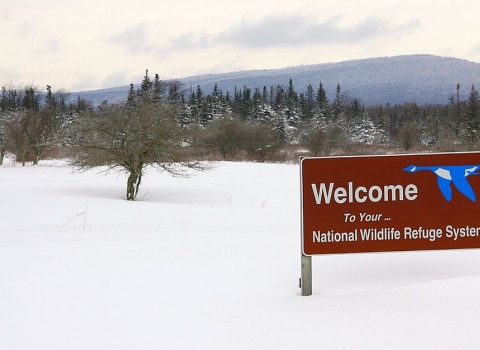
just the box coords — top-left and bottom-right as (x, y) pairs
(2, 160), (480, 349)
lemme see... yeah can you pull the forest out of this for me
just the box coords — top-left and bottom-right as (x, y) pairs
(1, 69), (480, 168)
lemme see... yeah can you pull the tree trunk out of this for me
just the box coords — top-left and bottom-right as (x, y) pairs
(32, 153), (40, 165)
(31, 145), (45, 165)
(126, 164), (143, 200)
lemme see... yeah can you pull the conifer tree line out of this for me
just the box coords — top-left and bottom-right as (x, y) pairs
(2, 70), (480, 168)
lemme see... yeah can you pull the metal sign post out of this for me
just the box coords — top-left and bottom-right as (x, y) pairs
(300, 254), (312, 296)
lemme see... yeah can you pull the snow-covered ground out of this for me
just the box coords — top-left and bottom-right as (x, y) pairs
(1, 159), (480, 349)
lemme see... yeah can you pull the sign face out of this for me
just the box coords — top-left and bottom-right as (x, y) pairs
(301, 152), (480, 255)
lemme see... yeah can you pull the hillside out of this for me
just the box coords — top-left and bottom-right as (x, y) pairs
(73, 55), (480, 106)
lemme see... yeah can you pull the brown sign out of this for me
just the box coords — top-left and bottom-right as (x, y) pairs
(301, 152), (480, 255)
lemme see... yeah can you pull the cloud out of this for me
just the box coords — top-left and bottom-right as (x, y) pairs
(108, 22), (151, 54)
(0, 67), (23, 85)
(470, 44), (480, 56)
(68, 75), (98, 92)
(47, 37), (65, 52)
(169, 32), (213, 51)
(101, 70), (131, 88)
(0, 6), (12, 21)
(221, 15), (421, 48)
(167, 14), (420, 50)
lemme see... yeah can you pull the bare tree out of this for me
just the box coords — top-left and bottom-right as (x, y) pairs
(301, 124), (346, 157)
(4, 111), (30, 165)
(242, 121), (281, 162)
(28, 109), (59, 164)
(203, 113), (244, 160)
(0, 119), (6, 165)
(70, 100), (207, 200)
(2, 109), (59, 165)
(301, 128), (328, 157)
(397, 123), (421, 151)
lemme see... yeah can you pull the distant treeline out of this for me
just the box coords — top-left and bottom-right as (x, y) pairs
(1, 70), (480, 166)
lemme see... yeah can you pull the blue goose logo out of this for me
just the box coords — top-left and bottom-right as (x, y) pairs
(403, 165), (480, 202)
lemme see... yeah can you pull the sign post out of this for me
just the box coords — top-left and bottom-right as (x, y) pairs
(300, 152), (480, 296)
(300, 254), (312, 296)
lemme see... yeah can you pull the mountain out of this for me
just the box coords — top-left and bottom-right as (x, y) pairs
(72, 55), (480, 107)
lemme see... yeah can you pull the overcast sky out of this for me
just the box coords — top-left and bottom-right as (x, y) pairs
(2, 0), (480, 92)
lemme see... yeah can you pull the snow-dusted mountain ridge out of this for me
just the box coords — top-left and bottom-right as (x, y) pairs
(75, 55), (480, 106)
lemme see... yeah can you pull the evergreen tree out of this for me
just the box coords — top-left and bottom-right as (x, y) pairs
(257, 104), (277, 123)
(350, 98), (362, 117)
(333, 83), (342, 119)
(231, 87), (253, 120)
(286, 78), (297, 106)
(302, 84), (315, 120)
(141, 69), (153, 93)
(252, 88), (262, 113)
(75, 96), (93, 112)
(195, 85), (204, 102)
(127, 84), (136, 106)
(1, 84), (19, 110)
(167, 80), (183, 102)
(241, 87), (253, 119)
(22, 86), (40, 111)
(204, 84), (227, 122)
(189, 85), (210, 126)
(352, 113), (386, 144)
(153, 74), (162, 101)
(451, 83), (462, 136)
(285, 79), (300, 138)
(45, 85), (56, 110)
(462, 84), (480, 144)
(310, 82), (330, 129)
(273, 85), (285, 108)
(178, 103), (193, 127)
(316, 82), (328, 111)
(225, 90), (231, 104)
(261, 86), (268, 104)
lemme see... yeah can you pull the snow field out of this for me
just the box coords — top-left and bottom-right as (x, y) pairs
(1, 161), (480, 349)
